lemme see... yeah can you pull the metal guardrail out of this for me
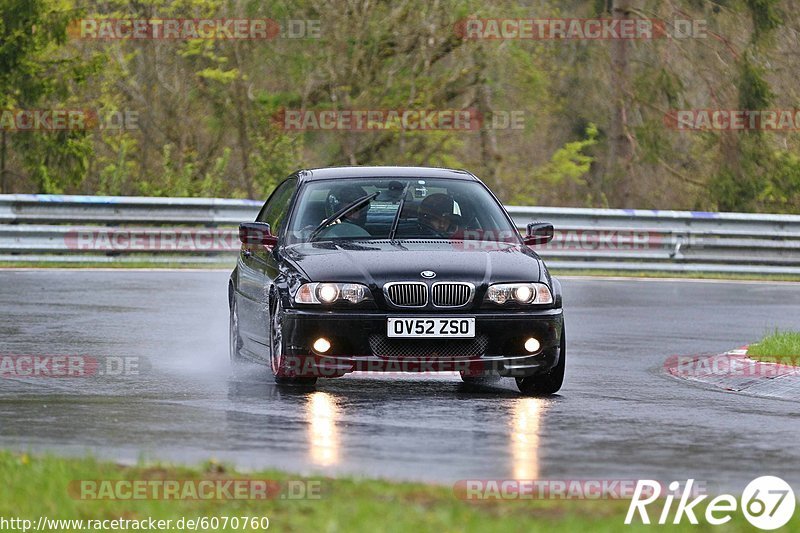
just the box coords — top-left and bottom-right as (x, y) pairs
(506, 206), (800, 274)
(1, 194), (799, 274)
(0, 194), (261, 225)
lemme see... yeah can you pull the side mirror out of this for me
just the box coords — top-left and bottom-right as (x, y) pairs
(239, 222), (278, 247)
(523, 222), (554, 246)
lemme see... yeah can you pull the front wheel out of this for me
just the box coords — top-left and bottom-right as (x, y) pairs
(229, 297), (247, 365)
(516, 325), (565, 396)
(270, 294), (317, 386)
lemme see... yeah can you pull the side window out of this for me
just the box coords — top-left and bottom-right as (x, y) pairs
(257, 178), (297, 234)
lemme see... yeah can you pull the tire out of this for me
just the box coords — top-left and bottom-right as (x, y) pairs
(516, 324), (565, 396)
(270, 293), (317, 386)
(229, 297), (247, 365)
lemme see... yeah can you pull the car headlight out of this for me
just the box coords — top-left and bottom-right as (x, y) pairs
(294, 282), (371, 304)
(484, 283), (553, 305)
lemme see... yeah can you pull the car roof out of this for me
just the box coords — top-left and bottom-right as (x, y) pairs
(295, 166), (478, 183)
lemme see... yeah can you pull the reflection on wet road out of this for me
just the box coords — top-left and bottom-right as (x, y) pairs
(307, 391), (339, 467)
(511, 398), (543, 480)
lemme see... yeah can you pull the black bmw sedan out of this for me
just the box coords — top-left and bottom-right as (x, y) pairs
(229, 166), (565, 395)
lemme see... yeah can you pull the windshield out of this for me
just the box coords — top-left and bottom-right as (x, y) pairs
(285, 177), (520, 244)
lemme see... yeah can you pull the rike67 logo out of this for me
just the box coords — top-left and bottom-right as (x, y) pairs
(626, 476), (796, 530)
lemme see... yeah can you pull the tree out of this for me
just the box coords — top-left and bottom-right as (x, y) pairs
(0, 0), (98, 193)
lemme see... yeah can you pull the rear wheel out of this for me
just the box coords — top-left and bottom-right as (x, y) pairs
(270, 294), (317, 386)
(516, 325), (565, 396)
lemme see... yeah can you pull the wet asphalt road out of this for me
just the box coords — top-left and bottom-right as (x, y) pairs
(1, 270), (800, 492)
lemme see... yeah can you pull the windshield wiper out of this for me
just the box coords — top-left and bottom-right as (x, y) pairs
(308, 191), (379, 242)
(388, 182), (411, 242)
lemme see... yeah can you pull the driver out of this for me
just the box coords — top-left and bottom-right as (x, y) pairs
(327, 184), (369, 227)
(418, 193), (461, 237)
(311, 184), (372, 239)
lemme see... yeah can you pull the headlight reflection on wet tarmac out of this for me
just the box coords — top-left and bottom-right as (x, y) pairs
(306, 391), (340, 466)
(510, 397), (545, 480)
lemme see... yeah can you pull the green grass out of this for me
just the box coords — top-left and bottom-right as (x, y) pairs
(0, 451), (791, 532)
(747, 330), (800, 365)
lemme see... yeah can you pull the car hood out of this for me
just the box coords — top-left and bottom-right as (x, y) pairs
(282, 240), (542, 286)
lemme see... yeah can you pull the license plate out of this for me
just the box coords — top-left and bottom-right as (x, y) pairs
(387, 317), (475, 338)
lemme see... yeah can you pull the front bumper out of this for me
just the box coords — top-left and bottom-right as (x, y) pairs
(280, 307), (564, 378)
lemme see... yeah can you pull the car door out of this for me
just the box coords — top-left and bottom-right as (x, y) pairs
(234, 178), (297, 361)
